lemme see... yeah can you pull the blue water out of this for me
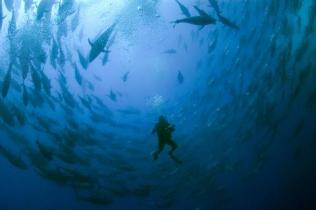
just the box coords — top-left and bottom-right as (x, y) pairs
(0, 0), (316, 210)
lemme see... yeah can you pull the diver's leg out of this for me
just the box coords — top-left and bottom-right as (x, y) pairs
(167, 140), (178, 155)
(167, 140), (182, 165)
(152, 141), (165, 160)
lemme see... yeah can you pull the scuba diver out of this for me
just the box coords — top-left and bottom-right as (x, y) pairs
(151, 115), (182, 164)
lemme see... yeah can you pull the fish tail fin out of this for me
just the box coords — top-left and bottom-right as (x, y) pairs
(198, 26), (205, 31)
(170, 21), (177, 28)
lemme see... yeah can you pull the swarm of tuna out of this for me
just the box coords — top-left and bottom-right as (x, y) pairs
(0, 0), (316, 209)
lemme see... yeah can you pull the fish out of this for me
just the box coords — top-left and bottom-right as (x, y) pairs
(77, 49), (89, 69)
(177, 71), (184, 84)
(8, 10), (17, 40)
(193, 5), (209, 17)
(57, 0), (75, 24)
(2, 63), (13, 98)
(71, 6), (80, 32)
(23, 0), (33, 12)
(217, 14), (240, 30)
(58, 46), (66, 67)
(19, 43), (31, 80)
(74, 63), (82, 85)
(107, 89), (117, 102)
(0, 98), (15, 126)
(171, 15), (216, 27)
(88, 22), (116, 62)
(92, 96), (113, 116)
(11, 105), (26, 126)
(76, 193), (113, 206)
(117, 107), (141, 115)
(37, 0), (54, 21)
(50, 37), (59, 69)
(30, 64), (42, 92)
(22, 84), (29, 106)
(36, 139), (53, 160)
(0, 0), (5, 31)
(101, 34), (115, 66)
(61, 85), (76, 108)
(34, 44), (48, 64)
(101, 51), (110, 66)
(79, 27), (84, 40)
(175, 0), (191, 17)
(40, 70), (51, 95)
(122, 71), (129, 82)
(162, 49), (177, 54)
(208, 32), (218, 54)
(208, 0), (221, 15)
(57, 20), (68, 38)
(4, 0), (13, 11)
(79, 96), (92, 110)
(0, 144), (28, 170)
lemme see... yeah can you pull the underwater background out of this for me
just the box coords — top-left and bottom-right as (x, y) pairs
(0, 0), (316, 210)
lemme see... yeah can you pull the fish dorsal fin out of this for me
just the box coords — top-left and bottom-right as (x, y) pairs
(88, 38), (93, 46)
(193, 6), (208, 17)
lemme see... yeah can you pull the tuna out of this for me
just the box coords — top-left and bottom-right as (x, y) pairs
(88, 22), (116, 63)
(23, 0), (33, 12)
(2, 63), (13, 98)
(71, 6), (80, 32)
(4, 0), (13, 11)
(171, 15), (216, 27)
(218, 14), (240, 30)
(77, 49), (88, 69)
(177, 71), (184, 84)
(0, 0), (5, 31)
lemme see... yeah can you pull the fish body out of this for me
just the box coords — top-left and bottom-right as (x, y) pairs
(108, 90), (117, 102)
(177, 71), (184, 84)
(40, 70), (51, 95)
(22, 85), (29, 106)
(8, 10), (17, 40)
(23, 0), (33, 12)
(11, 105), (26, 126)
(162, 49), (177, 54)
(122, 72), (129, 82)
(2, 63), (13, 98)
(30, 64), (42, 91)
(172, 15), (216, 26)
(77, 50), (88, 69)
(57, 0), (75, 24)
(74, 63), (82, 85)
(4, 0), (13, 11)
(36, 140), (53, 160)
(0, 98), (15, 126)
(193, 6), (209, 17)
(0, 0), (5, 31)
(88, 22), (116, 62)
(50, 38), (58, 69)
(37, 0), (54, 21)
(218, 14), (239, 30)
(71, 6), (80, 32)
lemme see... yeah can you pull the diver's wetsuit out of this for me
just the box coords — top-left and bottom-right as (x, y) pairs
(152, 117), (180, 163)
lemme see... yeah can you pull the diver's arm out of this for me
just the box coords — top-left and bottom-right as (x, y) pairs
(167, 124), (175, 132)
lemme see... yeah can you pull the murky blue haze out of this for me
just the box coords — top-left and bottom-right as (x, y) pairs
(0, 0), (316, 210)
